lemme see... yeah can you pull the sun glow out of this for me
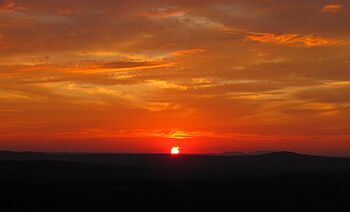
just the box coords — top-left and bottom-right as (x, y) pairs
(170, 146), (180, 155)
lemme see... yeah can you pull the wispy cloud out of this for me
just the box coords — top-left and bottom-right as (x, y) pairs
(246, 32), (340, 47)
(321, 4), (343, 13)
(0, 0), (15, 12)
(170, 48), (205, 56)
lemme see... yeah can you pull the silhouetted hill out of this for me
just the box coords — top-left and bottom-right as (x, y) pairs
(1, 151), (350, 211)
(0, 151), (350, 180)
(222, 150), (275, 156)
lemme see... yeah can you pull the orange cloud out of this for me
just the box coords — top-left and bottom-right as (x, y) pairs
(0, 0), (15, 12)
(170, 48), (205, 56)
(321, 4), (343, 13)
(167, 130), (191, 139)
(246, 32), (339, 47)
(67, 61), (176, 73)
(142, 8), (184, 18)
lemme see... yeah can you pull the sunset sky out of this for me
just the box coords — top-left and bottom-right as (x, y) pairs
(1, 0), (350, 155)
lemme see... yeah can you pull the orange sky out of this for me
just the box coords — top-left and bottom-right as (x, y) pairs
(1, 0), (350, 155)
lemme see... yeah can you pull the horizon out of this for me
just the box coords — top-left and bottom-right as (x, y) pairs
(0, 149), (349, 158)
(1, 0), (350, 155)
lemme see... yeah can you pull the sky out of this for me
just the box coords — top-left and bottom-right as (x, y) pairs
(0, 0), (350, 155)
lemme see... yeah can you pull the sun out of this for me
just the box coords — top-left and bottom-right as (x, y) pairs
(170, 146), (180, 155)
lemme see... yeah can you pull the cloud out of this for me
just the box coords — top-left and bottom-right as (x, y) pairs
(147, 79), (188, 90)
(0, 0), (15, 12)
(141, 7), (185, 18)
(321, 4), (343, 13)
(295, 81), (350, 103)
(246, 32), (340, 47)
(170, 48), (205, 56)
(93, 61), (175, 71)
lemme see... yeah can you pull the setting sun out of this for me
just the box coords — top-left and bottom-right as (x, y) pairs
(170, 146), (180, 155)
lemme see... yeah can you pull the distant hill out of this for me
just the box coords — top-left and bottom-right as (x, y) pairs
(0, 151), (350, 180)
(221, 150), (275, 156)
(1, 151), (350, 211)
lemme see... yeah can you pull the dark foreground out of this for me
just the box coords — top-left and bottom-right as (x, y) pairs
(1, 151), (350, 211)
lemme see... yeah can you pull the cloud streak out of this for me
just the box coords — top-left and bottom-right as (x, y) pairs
(321, 4), (343, 13)
(246, 32), (340, 47)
